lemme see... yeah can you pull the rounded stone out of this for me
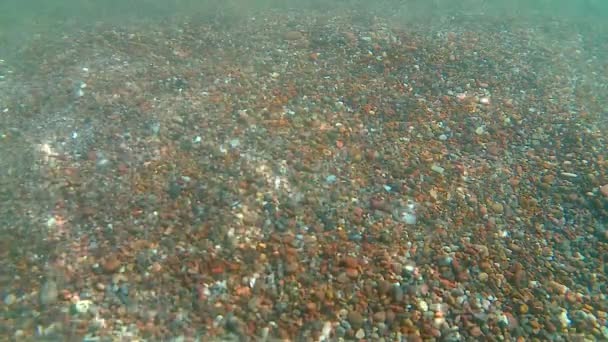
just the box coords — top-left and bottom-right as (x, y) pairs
(102, 255), (122, 274)
(373, 310), (386, 323)
(347, 310), (364, 329)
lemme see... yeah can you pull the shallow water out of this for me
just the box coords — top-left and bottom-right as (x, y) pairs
(1, 1), (607, 341)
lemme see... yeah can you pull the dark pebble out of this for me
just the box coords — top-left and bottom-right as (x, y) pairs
(391, 284), (404, 302)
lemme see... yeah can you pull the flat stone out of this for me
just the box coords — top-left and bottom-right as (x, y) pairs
(600, 184), (608, 197)
(347, 310), (364, 329)
(373, 310), (386, 323)
(491, 202), (504, 214)
(336, 272), (349, 283)
(3, 293), (16, 306)
(342, 256), (358, 268)
(284, 31), (303, 41)
(39, 280), (58, 306)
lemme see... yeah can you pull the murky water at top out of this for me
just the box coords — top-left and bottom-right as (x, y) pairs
(1, 1), (607, 340)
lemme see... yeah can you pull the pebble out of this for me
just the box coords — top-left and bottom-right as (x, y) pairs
(285, 261), (299, 274)
(39, 279), (58, 306)
(491, 202), (504, 214)
(305, 301), (317, 314)
(373, 310), (386, 323)
(102, 255), (122, 274)
(485, 141), (499, 156)
(73, 299), (93, 314)
(392, 285), (404, 302)
(431, 164), (445, 175)
(377, 280), (391, 295)
(347, 310), (364, 329)
(345, 268), (359, 279)
(418, 299), (429, 312)
(336, 272), (349, 283)
(4, 293), (16, 305)
(541, 174), (555, 184)
(369, 197), (389, 211)
(469, 325), (483, 337)
(355, 328), (365, 339)
(325, 174), (337, 184)
(342, 256), (359, 268)
(284, 31), (303, 41)
(558, 309), (572, 327)
(600, 184), (608, 197)
(519, 303), (529, 314)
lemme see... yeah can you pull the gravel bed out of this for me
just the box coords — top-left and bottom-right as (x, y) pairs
(1, 8), (607, 341)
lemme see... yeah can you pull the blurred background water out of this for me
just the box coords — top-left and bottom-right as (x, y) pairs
(1, 0), (607, 55)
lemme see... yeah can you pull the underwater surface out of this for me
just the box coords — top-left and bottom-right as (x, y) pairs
(0, 1), (607, 340)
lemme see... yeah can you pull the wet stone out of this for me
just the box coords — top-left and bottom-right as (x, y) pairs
(284, 31), (304, 41)
(39, 279), (58, 306)
(4, 293), (16, 306)
(377, 280), (391, 295)
(347, 310), (364, 329)
(345, 268), (359, 279)
(373, 310), (386, 323)
(102, 255), (122, 274)
(336, 272), (349, 284)
(392, 284), (404, 302)
(600, 184), (608, 197)
(285, 261), (299, 275)
(335, 326), (346, 337)
(355, 328), (365, 339)
(491, 202), (504, 214)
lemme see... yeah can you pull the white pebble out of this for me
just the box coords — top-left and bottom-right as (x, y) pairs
(418, 299), (429, 312)
(400, 211), (417, 225)
(355, 328), (365, 339)
(319, 321), (332, 341)
(74, 300), (92, 314)
(561, 172), (578, 178)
